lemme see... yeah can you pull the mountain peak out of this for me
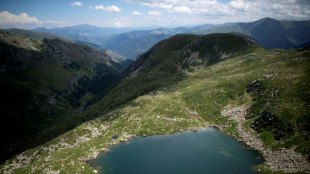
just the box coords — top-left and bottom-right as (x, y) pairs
(255, 17), (279, 24)
(126, 33), (260, 77)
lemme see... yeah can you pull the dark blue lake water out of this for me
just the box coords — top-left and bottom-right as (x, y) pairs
(93, 127), (263, 174)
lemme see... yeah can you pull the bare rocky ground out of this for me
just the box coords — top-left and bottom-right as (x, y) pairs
(221, 105), (310, 173)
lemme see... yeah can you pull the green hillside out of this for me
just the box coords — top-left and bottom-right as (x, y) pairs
(0, 28), (76, 44)
(1, 33), (310, 173)
(0, 31), (124, 164)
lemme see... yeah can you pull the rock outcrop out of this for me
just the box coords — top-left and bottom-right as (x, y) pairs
(221, 105), (310, 173)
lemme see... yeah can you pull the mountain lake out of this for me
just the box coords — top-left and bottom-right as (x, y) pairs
(91, 127), (263, 174)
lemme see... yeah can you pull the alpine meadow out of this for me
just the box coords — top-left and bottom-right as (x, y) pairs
(0, 0), (310, 174)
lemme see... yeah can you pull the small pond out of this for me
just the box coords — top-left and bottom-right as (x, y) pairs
(92, 127), (263, 174)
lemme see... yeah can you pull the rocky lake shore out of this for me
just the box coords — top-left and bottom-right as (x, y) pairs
(221, 105), (310, 173)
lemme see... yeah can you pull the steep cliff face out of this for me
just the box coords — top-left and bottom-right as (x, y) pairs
(0, 31), (124, 163)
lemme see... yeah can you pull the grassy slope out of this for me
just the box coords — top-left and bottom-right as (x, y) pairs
(1, 34), (310, 173)
(0, 28), (76, 44)
(0, 31), (124, 164)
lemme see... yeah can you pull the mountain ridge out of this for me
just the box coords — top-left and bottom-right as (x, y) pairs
(0, 31), (125, 164)
(32, 17), (310, 60)
(1, 28), (134, 69)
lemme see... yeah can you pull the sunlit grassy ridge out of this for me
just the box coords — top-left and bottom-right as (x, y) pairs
(1, 33), (310, 173)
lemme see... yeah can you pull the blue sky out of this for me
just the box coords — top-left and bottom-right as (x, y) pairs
(0, 0), (310, 29)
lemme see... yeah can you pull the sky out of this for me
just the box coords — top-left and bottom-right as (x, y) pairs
(0, 0), (310, 29)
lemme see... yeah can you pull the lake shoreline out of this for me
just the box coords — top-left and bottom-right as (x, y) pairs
(87, 126), (263, 174)
(220, 105), (310, 173)
(85, 105), (310, 174)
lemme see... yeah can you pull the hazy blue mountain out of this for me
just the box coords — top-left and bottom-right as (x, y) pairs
(29, 25), (209, 60)
(104, 18), (310, 59)
(33, 24), (160, 45)
(99, 30), (171, 60)
(32, 18), (310, 60)
(33, 26), (195, 60)
(193, 17), (310, 49)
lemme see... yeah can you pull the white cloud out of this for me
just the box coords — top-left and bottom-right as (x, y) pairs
(172, 6), (192, 14)
(0, 11), (41, 24)
(132, 11), (143, 15)
(147, 11), (162, 16)
(105, 5), (121, 12)
(71, 2), (83, 7)
(229, 0), (250, 11)
(142, 2), (173, 10)
(94, 5), (105, 10)
(124, 0), (310, 24)
(113, 17), (131, 27)
(0, 11), (66, 29)
(93, 5), (121, 12)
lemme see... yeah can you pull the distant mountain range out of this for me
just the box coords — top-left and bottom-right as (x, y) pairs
(33, 17), (310, 60)
(193, 17), (310, 49)
(33, 25), (191, 60)
(33, 24), (156, 38)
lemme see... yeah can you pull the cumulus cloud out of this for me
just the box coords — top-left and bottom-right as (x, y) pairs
(0, 11), (66, 29)
(147, 11), (162, 16)
(94, 5), (105, 10)
(0, 11), (40, 24)
(142, 2), (173, 9)
(93, 5), (121, 12)
(124, 0), (310, 23)
(71, 2), (83, 7)
(132, 11), (143, 15)
(113, 17), (131, 27)
(105, 5), (121, 12)
(172, 6), (192, 14)
(229, 0), (250, 10)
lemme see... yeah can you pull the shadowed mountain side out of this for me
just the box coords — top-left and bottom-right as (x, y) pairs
(0, 31), (124, 164)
